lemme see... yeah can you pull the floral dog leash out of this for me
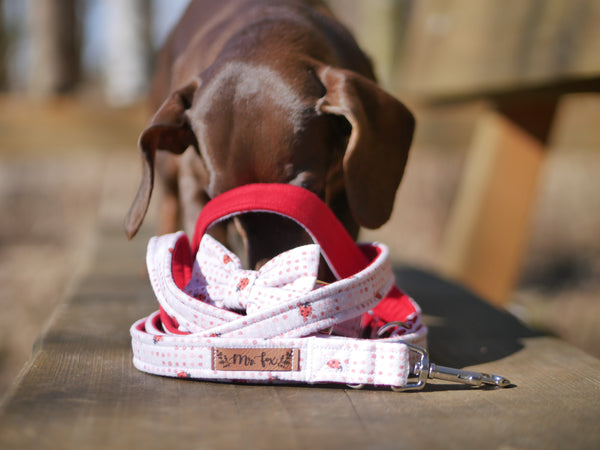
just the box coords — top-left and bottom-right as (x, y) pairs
(131, 184), (510, 390)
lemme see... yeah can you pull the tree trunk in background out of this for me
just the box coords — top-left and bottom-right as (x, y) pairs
(104, 0), (151, 107)
(29, 0), (80, 96)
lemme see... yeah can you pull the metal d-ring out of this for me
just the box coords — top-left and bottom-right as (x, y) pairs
(376, 321), (409, 338)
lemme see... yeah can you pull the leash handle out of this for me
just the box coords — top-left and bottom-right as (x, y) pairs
(191, 184), (367, 279)
(131, 184), (513, 390)
(189, 184), (419, 330)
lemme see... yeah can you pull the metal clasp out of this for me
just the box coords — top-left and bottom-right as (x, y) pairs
(391, 343), (511, 392)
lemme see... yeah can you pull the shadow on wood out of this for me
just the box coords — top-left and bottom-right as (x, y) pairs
(395, 266), (539, 368)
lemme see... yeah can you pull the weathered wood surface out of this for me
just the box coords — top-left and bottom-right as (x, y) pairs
(0, 195), (598, 449)
(398, 0), (600, 99)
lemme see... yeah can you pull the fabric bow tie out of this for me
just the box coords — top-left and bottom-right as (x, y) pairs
(184, 234), (320, 315)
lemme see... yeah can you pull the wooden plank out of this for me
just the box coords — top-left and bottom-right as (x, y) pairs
(439, 109), (546, 305)
(0, 190), (599, 449)
(398, 0), (600, 97)
(551, 92), (600, 150)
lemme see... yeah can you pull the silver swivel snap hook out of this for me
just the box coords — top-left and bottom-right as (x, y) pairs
(391, 343), (511, 392)
(377, 322), (511, 392)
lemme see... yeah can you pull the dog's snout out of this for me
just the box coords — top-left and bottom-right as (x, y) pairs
(235, 213), (312, 270)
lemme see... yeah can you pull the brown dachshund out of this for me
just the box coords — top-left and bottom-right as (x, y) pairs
(125, 0), (415, 270)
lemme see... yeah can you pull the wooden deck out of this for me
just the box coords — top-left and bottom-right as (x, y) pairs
(0, 163), (598, 450)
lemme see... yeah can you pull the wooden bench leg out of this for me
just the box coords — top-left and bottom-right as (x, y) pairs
(439, 109), (547, 305)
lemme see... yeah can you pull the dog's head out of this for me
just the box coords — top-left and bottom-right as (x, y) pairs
(125, 57), (415, 269)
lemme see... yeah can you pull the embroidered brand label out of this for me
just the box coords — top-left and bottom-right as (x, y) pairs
(212, 347), (300, 372)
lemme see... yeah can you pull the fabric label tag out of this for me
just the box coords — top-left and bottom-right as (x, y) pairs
(212, 347), (300, 372)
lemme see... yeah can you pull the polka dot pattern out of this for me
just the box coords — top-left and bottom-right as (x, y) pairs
(131, 231), (428, 388)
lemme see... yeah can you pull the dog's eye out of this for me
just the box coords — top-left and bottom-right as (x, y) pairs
(289, 172), (325, 198)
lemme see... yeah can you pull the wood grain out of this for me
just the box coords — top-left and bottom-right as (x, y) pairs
(399, 0), (600, 98)
(0, 197), (598, 449)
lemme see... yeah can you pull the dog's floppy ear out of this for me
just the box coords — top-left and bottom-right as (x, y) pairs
(124, 81), (198, 239)
(316, 66), (415, 229)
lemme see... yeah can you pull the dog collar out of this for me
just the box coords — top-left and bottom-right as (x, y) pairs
(131, 184), (509, 390)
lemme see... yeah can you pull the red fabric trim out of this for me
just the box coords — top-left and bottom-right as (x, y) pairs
(171, 234), (193, 289)
(159, 307), (188, 335)
(191, 184), (366, 278)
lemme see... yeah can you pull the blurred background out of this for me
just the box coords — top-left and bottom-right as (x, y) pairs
(0, 0), (598, 396)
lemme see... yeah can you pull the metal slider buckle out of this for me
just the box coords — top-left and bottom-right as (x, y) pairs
(376, 322), (511, 392)
(392, 343), (512, 392)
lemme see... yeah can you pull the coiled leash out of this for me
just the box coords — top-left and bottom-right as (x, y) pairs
(131, 184), (510, 390)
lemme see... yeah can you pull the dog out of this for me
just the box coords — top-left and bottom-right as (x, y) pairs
(125, 0), (415, 271)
